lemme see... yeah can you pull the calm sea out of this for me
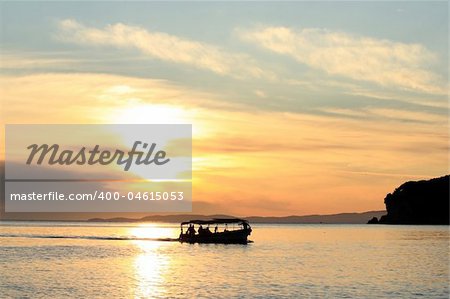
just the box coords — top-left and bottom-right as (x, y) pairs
(0, 222), (448, 298)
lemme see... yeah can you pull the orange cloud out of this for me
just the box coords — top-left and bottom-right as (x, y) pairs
(1, 72), (447, 216)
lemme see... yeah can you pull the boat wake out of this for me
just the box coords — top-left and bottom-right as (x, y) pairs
(0, 234), (179, 242)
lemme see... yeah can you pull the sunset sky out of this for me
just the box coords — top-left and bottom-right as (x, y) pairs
(1, 2), (448, 216)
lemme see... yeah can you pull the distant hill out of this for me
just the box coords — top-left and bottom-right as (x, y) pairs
(368, 175), (449, 225)
(88, 211), (386, 224)
(247, 211), (386, 224)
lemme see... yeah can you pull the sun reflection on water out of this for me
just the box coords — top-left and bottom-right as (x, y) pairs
(131, 225), (174, 298)
(133, 242), (168, 299)
(130, 224), (170, 240)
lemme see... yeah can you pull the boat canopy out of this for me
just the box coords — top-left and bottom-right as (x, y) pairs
(180, 218), (249, 226)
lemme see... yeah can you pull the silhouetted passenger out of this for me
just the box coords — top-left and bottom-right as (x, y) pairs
(214, 225), (218, 233)
(205, 226), (212, 235)
(187, 224), (196, 236)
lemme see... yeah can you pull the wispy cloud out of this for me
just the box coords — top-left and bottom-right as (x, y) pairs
(320, 107), (447, 124)
(238, 26), (446, 94)
(0, 52), (78, 70)
(56, 19), (274, 80)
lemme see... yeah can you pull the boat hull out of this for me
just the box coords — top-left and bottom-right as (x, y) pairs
(179, 228), (251, 244)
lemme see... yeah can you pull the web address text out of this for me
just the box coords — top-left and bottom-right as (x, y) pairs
(10, 191), (185, 201)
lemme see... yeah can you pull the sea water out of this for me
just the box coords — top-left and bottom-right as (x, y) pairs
(0, 222), (448, 298)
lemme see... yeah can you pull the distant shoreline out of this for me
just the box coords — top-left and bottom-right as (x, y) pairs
(0, 210), (385, 224)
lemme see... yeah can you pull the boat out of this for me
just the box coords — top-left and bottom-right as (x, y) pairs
(179, 218), (252, 244)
